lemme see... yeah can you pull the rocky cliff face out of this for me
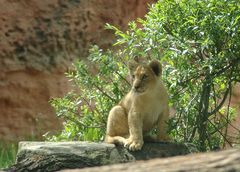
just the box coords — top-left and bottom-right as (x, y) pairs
(228, 85), (240, 146)
(0, 0), (156, 141)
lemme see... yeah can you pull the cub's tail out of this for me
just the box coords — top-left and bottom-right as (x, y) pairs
(105, 135), (127, 146)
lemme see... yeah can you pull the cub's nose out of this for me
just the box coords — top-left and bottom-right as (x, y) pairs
(134, 85), (140, 90)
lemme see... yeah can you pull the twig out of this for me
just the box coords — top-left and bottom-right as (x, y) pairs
(208, 85), (230, 117)
(64, 115), (104, 129)
(207, 119), (232, 147)
(92, 83), (116, 102)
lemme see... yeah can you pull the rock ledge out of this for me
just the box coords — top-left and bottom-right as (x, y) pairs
(8, 141), (195, 172)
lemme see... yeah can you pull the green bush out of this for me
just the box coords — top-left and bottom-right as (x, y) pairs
(46, 0), (240, 151)
(46, 46), (130, 141)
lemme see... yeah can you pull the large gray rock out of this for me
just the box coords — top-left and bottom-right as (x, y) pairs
(8, 141), (196, 172)
(62, 148), (240, 172)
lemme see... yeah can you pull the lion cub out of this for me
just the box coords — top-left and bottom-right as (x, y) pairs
(105, 59), (170, 151)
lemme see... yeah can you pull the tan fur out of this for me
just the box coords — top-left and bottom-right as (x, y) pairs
(105, 59), (170, 151)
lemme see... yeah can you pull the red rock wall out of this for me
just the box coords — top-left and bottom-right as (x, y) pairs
(0, 0), (156, 141)
(227, 84), (240, 146)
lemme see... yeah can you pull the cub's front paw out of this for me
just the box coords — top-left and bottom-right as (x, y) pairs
(124, 138), (143, 151)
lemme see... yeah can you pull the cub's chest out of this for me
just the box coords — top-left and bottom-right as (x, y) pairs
(141, 109), (162, 131)
(132, 93), (163, 113)
(134, 97), (163, 120)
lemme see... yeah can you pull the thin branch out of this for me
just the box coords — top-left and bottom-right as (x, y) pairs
(208, 85), (230, 117)
(63, 115), (104, 129)
(115, 71), (131, 86)
(219, 112), (240, 132)
(207, 119), (232, 147)
(102, 60), (130, 87)
(92, 83), (116, 102)
(81, 97), (101, 117)
(211, 84), (218, 111)
(188, 126), (197, 142)
(210, 120), (229, 135)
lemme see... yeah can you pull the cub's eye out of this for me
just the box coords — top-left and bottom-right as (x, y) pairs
(132, 74), (135, 79)
(142, 74), (148, 80)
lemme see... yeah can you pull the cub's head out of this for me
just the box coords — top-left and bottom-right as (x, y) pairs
(128, 59), (162, 93)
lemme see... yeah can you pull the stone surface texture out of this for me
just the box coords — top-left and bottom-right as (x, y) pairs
(61, 148), (240, 172)
(0, 0), (156, 141)
(9, 141), (195, 172)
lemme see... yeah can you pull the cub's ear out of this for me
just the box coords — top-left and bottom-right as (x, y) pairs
(149, 60), (162, 76)
(128, 60), (138, 74)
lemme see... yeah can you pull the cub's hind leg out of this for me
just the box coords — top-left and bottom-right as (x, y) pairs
(105, 105), (129, 145)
